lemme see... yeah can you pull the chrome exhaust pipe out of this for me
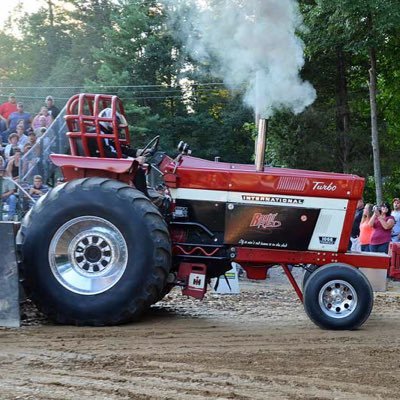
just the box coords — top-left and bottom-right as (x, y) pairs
(255, 118), (267, 171)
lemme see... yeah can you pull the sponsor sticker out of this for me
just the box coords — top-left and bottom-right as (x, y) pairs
(249, 213), (282, 229)
(238, 239), (288, 247)
(242, 195), (304, 204)
(225, 204), (320, 251)
(188, 273), (206, 290)
(319, 236), (337, 245)
(173, 206), (188, 218)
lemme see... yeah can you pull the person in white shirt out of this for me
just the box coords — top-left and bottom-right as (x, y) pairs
(3, 133), (19, 160)
(391, 198), (400, 242)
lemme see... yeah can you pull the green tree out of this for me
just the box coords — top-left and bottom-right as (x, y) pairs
(302, 0), (400, 201)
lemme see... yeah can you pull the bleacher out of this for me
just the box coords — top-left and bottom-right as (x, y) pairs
(19, 105), (68, 185)
(0, 106), (68, 221)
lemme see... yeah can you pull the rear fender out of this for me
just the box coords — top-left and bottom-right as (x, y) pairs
(50, 154), (138, 184)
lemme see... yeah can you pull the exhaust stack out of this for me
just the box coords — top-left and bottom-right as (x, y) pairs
(255, 118), (267, 171)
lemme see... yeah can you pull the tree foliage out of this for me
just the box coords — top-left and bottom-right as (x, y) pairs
(0, 0), (400, 200)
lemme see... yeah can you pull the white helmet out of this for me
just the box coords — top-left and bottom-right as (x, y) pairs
(98, 107), (127, 135)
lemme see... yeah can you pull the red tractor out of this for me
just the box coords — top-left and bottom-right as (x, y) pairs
(18, 94), (394, 329)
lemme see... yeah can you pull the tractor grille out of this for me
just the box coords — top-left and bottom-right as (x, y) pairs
(277, 176), (307, 192)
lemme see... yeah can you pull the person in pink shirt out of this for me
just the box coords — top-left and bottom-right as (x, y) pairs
(31, 106), (53, 130)
(368, 202), (395, 253)
(359, 203), (373, 251)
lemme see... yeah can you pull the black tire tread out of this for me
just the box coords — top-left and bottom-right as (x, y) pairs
(303, 263), (373, 330)
(18, 177), (171, 326)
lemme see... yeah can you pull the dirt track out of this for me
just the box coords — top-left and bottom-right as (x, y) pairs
(1, 269), (400, 400)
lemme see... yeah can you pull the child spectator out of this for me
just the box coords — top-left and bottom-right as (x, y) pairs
(349, 199), (364, 251)
(359, 203), (373, 251)
(45, 96), (60, 119)
(6, 147), (21, 180)
(3, 133), (19, 160)
(32, 107), (53, 130)
(15, 124), (28, 149)
(27, 131), (37, 146)
(28, 175), (49, 207)
(0, 165), (18, 220)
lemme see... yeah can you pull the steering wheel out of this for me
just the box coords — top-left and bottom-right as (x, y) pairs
(138, 135), (160, 157)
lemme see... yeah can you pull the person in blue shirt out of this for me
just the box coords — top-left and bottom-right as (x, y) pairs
(3, 102), (32, 142)
(28, 175), (49, 207)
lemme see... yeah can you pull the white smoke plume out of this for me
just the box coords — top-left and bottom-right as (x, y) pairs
(163, 0), (316, 118)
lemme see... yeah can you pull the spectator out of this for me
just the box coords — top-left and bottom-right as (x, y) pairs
(45, 96), (60, 119)
(15, 119), (27, 134)
(22, 143), (32, 154)
(369, 202), (395, 253)
(0, 165), (18, 221)
(349, 199), (364, 251)
(5, 102), (31, 141)
(27, 131), (37, 146)
(6, 147), (21, 180)
(359, 203), (373, 252)
(15, 123), (28, 149)
(33, 116), (48, 137)
(391, 198), (400, 243)
(3, 133), (19, 160)
(32, 106), (53, 130)
(28, 175), (49, 207)
(0, 94), (17, 134)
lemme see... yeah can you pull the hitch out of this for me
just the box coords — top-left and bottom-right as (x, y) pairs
(177, 262), (207, 299)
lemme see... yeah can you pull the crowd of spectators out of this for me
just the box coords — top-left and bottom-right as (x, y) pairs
(350, 198), (400, 254)
(1, 91), (400, 250)
(0, 93), (59, 220)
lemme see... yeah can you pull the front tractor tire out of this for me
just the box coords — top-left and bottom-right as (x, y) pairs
(18, 177), (171, 326)
(303, 263), (373, 330)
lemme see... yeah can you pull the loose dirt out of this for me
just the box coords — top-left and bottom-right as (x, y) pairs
(1, 268), (400, 400)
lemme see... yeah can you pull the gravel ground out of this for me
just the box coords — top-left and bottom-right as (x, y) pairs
(1, 266), (400, 399)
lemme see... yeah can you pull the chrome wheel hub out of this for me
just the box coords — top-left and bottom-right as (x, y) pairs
(318, 280), (358, 319)
(72, 232), (113, 274)
(49, 216), (128, 295)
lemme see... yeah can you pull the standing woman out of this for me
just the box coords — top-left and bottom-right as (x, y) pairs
(359, 203), (373, 251)
(368, 202), (395, 253)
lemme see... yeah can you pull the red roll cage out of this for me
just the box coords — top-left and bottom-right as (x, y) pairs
(65, 93), (130, 159)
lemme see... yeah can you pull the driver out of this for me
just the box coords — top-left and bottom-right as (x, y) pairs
(97, 107), (152, 195)
(98, 107), (145, 161)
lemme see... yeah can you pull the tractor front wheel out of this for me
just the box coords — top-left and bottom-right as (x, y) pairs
(303, 263), (373, 330)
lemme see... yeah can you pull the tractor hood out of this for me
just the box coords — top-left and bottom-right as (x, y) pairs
(161, 155), (364, 200)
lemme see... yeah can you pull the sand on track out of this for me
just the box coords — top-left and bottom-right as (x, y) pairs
(1, 267), (400, 400)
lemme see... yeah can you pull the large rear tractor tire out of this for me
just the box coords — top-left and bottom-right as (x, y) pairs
(303, 263), (373, 330)
(18, 177), (171, 326)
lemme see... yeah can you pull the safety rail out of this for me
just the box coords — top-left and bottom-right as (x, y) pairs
(65, 94), (130, 159)
(19, 105), (68, 186)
